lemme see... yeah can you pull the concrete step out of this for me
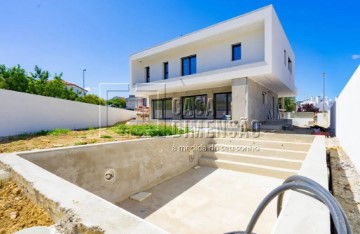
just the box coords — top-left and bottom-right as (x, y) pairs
(201, 151), (302, 170)
(203, 146), (307, 161)
(260, 124), (283, 131)
(199, 158), (297, 179)
(230, 133), (315, 143)
(263, 119), (292, 125)
(208, 138), (311, 151)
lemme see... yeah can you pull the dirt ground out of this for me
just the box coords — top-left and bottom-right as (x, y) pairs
(0, 128), (138, 153)
(326, 137), (360, 233)
(0, 181), (53, 233)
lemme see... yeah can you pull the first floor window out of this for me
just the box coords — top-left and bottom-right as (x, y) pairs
(145, 66), (150, 83)
(182, 55), (196, 76)
(164, 62), (169, 79)
(288, 58), (292, 73)
(232, 43), (241, 61)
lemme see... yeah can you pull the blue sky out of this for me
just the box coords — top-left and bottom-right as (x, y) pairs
(0, 0), (359, 101)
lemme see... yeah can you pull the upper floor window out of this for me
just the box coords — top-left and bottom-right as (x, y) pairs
(284, 50), (287, 65)
(164, 62), (169, 79)
(288, 58), (292, 74)
(182, 55), (196, 76)
(145, 66), (150, 83)
(232, 43), (241, 61)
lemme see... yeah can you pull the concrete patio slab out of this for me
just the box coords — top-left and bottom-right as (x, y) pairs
(119, 166), (283, 234)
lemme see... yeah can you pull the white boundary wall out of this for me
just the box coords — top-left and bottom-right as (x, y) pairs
(0, 89), (136, 137)
(335, 65), (360, 171)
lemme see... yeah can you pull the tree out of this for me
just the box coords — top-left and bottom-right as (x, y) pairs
(107, 96), (126, 108)
(77, 94), (106, 105)
(0, 64), (106, 106)
(0, 64), (29, 92)
(297, 103), (319, 113)
(279, 97), (297, 112)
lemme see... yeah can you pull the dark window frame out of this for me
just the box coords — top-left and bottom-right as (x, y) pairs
(163, 62), (169, 80)
(181, 55), (196, 76)
(214, 92), (232, 119)
(284, 50), (287, 66)
(151, 98), (173, 120)
(145, 66), (150, 83)
(288, 57), (292, 74)
(232, 43), (242, 61)
(181, 94), (208, 119)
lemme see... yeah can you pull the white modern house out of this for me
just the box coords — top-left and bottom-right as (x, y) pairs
(63, 80), (88, 97)
(130, 5), (296, 123)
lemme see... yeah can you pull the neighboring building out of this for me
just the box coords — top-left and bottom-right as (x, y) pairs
(63, 81), (88, 96)
(130, 5), (296, 122)
(298, 96), (334, 112)
(126, 95), (147, 110)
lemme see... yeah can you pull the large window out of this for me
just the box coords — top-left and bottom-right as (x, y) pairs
(152, 98), (173, 119)
(163, 62), (169, 80)
(232, 43), (241, 61)
(214, 93), (232, 119)
(181, 55), (196, 76)
(145, 66), (150, 83)
(182, 95), (207, 119)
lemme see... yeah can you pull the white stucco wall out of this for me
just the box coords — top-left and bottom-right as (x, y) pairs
(336, 65), (360, 172)
(270, 7), (296, 96)
(131, 25), (265, 84)
(0, 89), (136, 137)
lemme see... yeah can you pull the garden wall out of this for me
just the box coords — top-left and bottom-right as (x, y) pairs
(0, 89), (136, 137)
(334, 65), (360, 172)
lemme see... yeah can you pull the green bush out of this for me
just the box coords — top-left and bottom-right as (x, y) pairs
(112, 124), (188, 137)
(48, 128), (71, 136)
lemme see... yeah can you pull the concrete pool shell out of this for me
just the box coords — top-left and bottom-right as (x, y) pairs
(0, 133), (330, 233)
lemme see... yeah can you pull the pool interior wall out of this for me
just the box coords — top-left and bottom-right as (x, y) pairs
(19, 136), (207, 204)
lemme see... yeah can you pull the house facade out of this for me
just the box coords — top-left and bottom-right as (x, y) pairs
(63, 81), (88, 97)
(130, 5), (296, 123)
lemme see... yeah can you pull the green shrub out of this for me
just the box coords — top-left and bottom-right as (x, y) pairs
(112, 124), (188, 137)
(100, 135), (113, 139)
(48, 128), (71, 136)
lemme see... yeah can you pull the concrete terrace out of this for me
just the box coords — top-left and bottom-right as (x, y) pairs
(119, 167), (282, 234)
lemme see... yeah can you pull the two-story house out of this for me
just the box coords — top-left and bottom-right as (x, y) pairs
(130, 5), (296, 123)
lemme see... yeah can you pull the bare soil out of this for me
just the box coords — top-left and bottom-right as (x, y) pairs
(0, 181), (53, 233)
(327, 137), (360, 233)
(0, 128), (138, 153)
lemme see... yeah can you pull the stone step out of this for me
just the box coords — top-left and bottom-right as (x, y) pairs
(201, 151), (302, 170)
(207, 138), (311, 151)
(262, 119), (292, 125)
(260, 124), (283, 131)
(202, 146), (307, 161)
(199, 158), (297, 180)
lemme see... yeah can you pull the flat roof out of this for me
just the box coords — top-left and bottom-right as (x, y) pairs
(131, 5), (273, 60)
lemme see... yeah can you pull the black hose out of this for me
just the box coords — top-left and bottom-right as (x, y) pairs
(245, 181), (349, 234)
(277, 175), (352, 234)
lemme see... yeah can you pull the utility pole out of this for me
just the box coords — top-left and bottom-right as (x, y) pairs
(83, 69), (87, 89)
(322, 72), (326, 112)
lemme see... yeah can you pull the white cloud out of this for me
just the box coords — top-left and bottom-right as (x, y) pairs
(352, 54), (360, 60)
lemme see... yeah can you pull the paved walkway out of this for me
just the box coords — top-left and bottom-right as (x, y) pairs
(119, 167), (282, 234)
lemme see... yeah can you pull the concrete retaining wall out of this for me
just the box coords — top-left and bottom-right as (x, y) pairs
(0, 89), (136, 137)
(19, 136), (207, 203)
(334, 65), (360, 172)
(273, 136), (330, 233)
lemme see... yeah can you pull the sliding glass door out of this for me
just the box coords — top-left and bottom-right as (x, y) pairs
(152, 98), (173, 119)
(182, 95), (207, 119)
(214, 92), (232, 119)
